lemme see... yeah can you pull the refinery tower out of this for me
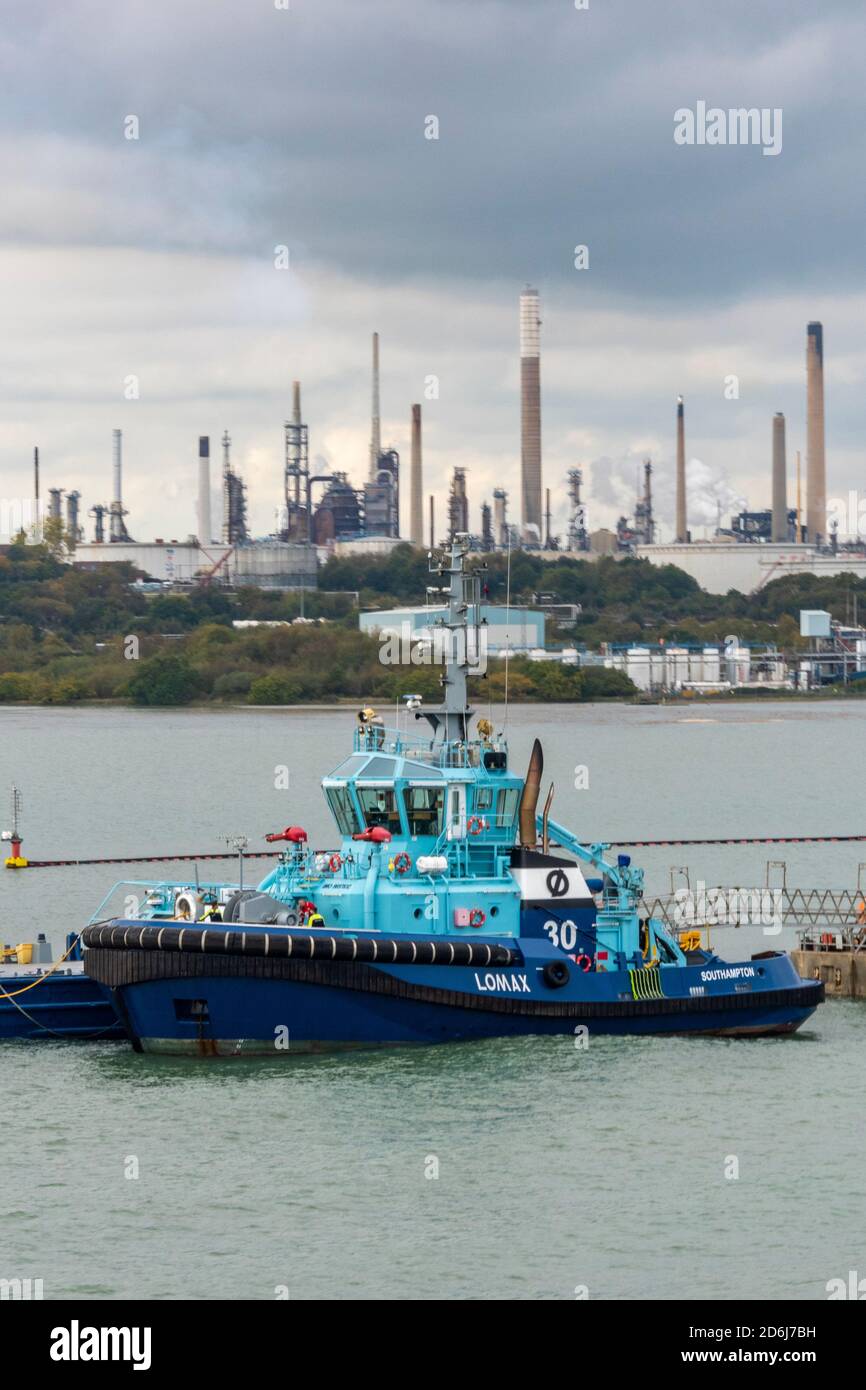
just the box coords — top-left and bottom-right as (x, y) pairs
(519, 287), (542, 539)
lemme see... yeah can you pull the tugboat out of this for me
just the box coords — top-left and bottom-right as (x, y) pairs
(81, 539), (823, 1055)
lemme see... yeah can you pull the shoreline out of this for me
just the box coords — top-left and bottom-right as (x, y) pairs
(1, 687), (865, 712)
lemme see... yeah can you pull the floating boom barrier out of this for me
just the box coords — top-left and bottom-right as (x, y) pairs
(5, 834), (866, 870)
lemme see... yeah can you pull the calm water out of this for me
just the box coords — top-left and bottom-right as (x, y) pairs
(2, 701), (865, 1300)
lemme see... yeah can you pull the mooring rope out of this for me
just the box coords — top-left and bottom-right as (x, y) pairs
(0, 934), (83, 999)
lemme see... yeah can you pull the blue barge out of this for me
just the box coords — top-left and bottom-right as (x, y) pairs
(81, 539), (822, 1055)
(0, 935), (124, 1041)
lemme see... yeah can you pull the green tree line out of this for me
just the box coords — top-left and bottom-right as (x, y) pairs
(2, 537), (865, 706)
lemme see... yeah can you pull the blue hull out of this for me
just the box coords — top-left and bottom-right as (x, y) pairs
(0, 970), (124, 1041)
(121, 977), (820, 1056)
(88, 931), (822, 1055)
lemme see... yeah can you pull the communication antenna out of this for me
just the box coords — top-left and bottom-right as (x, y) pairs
(225, 833), (249, 891)
(503, 528), (512, 734)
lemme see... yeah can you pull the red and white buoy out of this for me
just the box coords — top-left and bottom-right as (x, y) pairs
(2, 786), (28, 868)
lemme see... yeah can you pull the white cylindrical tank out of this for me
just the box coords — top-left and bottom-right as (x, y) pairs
(702, 646), (721, 683)
(626, 647), (651, 691)
(724, 636), (750, 685)
(665, 646), (689, 689)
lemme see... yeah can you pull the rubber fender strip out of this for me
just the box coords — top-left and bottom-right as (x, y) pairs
(81, 921), (520, 969)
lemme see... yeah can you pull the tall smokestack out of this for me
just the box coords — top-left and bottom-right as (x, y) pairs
(33, 447), (39, 505)
(369, 332), (381, 482)
(771, 413), (787, 542)
(109, 428), (126, 542)
(198, 436), (212, 544)
(410, 404), (423, 546)
(806, 322), (825, 545)
(429, 494), (435, 550)
(112, 428), (122, 506)
(520, 287), (542, 538)
(675, 396), (687, 542)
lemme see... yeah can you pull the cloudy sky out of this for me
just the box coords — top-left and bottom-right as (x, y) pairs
(2, 0), (865, 544)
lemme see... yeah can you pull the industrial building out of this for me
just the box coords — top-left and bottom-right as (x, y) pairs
(359, 603), (545, 654)
(72, 539), (316, 589)
(633, 540), (866, 595)
(604, 640), (789, 693)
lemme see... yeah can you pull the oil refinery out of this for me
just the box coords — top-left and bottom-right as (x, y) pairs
(19, 299), (866, 597)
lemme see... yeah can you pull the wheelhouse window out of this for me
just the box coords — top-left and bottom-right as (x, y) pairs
(495, 788), (520, 829)
(325, 784), (361, 836)
(475, 786), (494, 813)
(357, 785), (403, 835)
(403, 785), (446, 836)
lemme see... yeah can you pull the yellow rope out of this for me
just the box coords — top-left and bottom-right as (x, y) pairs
(0, 934), (83, 1000)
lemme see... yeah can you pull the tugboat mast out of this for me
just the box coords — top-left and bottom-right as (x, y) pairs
(425, 534), (484, 744)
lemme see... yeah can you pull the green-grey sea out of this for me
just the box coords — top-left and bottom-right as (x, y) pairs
(1, 701), (864, 1300)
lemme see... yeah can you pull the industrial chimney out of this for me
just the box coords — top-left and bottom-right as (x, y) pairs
(197, 436), (211, 544)
(369, 332), (381, 482)
(109, 428), (131, 542)
(410, 404), (423, 546)
(519, 288), (542, 539)
(112, 429), (122, 508)
(675, 396), (688, 542)
(806, 322), (825, 546)
(771, 413), (787, 542)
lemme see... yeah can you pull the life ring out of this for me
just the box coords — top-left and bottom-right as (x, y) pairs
(543, 960), (570, 989)
(575, 953), (593, 973)
(467, 815), (487, 836)
(393, 852), (412, 876)
(469, 908), (486, 928)
(174, 891), (201, 922)
(329, 853), (342, 873)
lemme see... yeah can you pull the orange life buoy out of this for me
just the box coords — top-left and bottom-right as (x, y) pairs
(575, 953), (592, 973)
(467, 816), (487, 836)
(393, 852), (412, 876)
(469, 908), (486, 928)
(329, 853), (342, 873)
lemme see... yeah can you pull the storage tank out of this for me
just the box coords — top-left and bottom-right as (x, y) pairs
(626, 647), (652, 691)
(665, 646), (690, 690)
(702, 646), (721, 683)
(724, 636), (750, 685)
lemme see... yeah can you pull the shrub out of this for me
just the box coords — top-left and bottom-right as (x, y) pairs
(213, 670), (255, 698)
(248, 673), (302, 705)
(127, 652), (199, 706)
(0, 672), (34, 701)
(579, 667), (637, 699)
